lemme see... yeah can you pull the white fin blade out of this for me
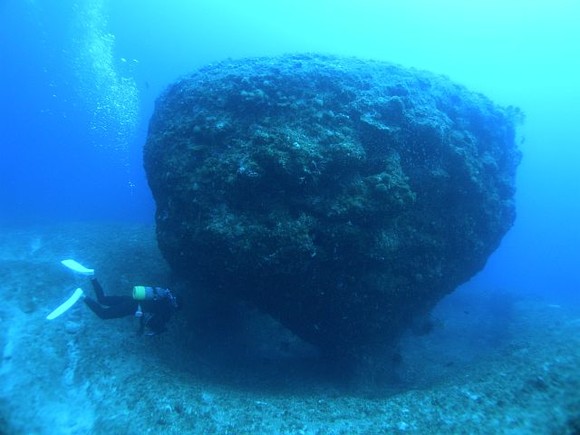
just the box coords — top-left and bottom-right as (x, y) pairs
(61, 259), (94, 276)
(46, 288), (84, 320)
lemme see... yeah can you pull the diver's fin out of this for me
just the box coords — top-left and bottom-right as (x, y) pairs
(46, 288), (84, 320)
(61, 259), (94, 276)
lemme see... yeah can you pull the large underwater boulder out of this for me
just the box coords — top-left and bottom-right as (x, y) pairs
(144, 54), (521, 359)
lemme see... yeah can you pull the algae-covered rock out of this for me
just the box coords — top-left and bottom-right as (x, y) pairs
(144, 54), (521, 359)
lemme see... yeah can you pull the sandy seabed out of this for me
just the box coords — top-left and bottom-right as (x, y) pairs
(0, 222), (578, 434)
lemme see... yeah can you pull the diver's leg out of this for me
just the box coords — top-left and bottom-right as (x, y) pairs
(84, 297), (137, 319)
(91, 278), (106, 303)
(91, 278), (129, 306)
(84, 297), (112, 319)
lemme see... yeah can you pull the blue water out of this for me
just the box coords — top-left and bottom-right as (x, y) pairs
(1, 0), (579, 305)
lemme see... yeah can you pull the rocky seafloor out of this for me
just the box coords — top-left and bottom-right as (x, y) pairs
(0, 222), (578, 434)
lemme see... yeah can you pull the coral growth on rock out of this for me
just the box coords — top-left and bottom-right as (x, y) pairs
(144, 54), (521, 359)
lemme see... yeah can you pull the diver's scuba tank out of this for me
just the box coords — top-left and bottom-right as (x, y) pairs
(133, 285), (155, 301)
(133, 286), (159, 319)
(133, 285), (172, 300)
(133, 285), (179, 310)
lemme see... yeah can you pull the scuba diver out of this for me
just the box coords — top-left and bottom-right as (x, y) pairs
(47, 259), (180, 336)
(85, 278), (179, 336)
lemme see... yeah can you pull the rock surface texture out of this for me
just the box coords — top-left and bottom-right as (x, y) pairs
(144, 54), (521, 359)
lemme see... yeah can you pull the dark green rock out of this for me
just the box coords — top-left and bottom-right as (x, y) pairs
(144, 54), (521, 359)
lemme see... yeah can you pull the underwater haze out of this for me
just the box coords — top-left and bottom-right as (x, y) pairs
(1, 0), (579, 433)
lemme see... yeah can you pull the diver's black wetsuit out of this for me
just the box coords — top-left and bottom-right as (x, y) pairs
(83, 279), (177, 335)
